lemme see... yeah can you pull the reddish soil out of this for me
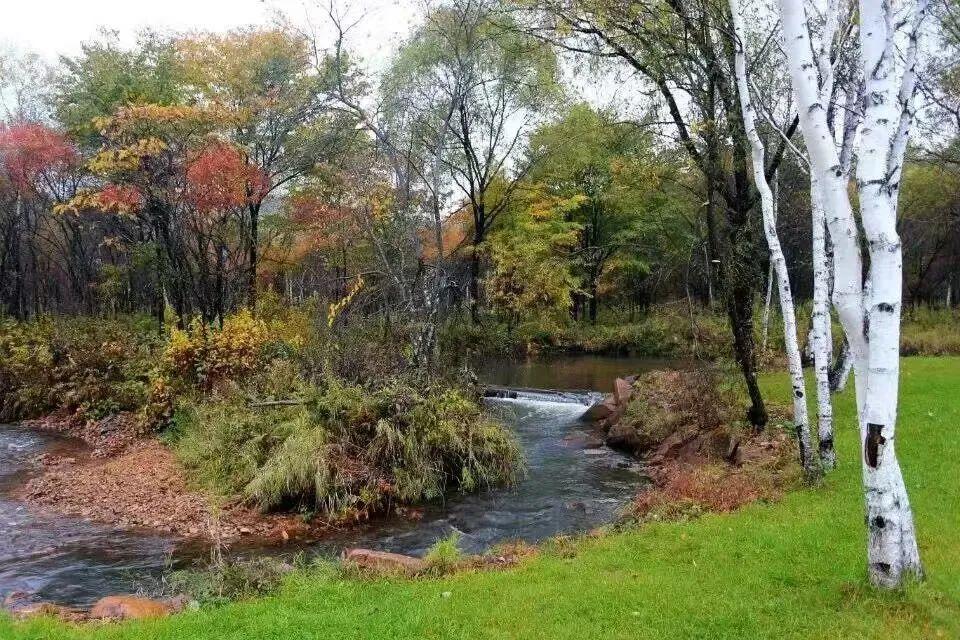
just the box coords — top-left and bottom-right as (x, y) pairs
(13, 423), (330, 542)
(22, 411), (142, 458)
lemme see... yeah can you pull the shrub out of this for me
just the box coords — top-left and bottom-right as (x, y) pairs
(174, 400), (309, 496)
(163, 556), (296, 605)
(175, 380), (524, 519)
(900, 306), (960, 356)
(161, 309), (274, 391)
(438, 304), (732, 360)
(0, 315), (158, 421)
(424, 531), (466, 574)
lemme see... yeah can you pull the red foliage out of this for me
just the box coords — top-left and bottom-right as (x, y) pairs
(185, 141), (270, 213)
(98, 184), (144, 214)
(0, 123), (79, 190)
(288, 192), (344, 228)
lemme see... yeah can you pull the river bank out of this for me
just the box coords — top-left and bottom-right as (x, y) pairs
(0, 354), (658, 611)
(1, 352), (807, 620)
(4, 357), (956, 639)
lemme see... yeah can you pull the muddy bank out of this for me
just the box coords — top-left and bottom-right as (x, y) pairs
(14, 437), (328, 542)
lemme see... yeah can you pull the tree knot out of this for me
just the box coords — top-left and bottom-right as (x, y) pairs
(865, 423), (886, 468)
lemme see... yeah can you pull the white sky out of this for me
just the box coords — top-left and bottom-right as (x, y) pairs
(0, 0), (642, 126)
(0, 0), (420, 66)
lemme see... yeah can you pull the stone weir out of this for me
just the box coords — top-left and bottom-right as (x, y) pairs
(482, 386), (604, 407)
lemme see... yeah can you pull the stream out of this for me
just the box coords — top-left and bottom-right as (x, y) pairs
(0, 355), (671, 607)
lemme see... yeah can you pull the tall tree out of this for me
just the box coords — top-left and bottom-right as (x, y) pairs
(176, 27), (347, 306)
(53, 31), (183, 144)
(518, 0), (802, 427)
(526, 103), (688, 322)
(779, 0), (929, 588)
(729, 0), (817, 477)
(404, 0), (561, 321)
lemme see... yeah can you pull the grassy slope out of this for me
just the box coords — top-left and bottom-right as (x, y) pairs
(5, 357), (959, 640)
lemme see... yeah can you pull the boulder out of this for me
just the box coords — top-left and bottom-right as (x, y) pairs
(613, 378), (634, 405)
(582, 398), (616, 422)
(562, 432), (605, 449)
(342, 548), (426, 575)
(605, 422), (645, 454)
(89, 595), (174, 620)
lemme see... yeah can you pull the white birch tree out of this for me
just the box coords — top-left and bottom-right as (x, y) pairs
(729, 0), (818, 479)
(810, 177), (835, 469)
(777, 0), (928, 588)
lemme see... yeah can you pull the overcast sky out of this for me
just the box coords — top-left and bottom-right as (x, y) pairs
(1, 0), (640, 125)
(0, 0), (419, 65)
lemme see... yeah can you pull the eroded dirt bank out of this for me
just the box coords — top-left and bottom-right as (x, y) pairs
(11, 413), (328, 542)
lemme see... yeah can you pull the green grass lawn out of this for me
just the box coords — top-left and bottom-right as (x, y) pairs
(4, 357), (959, 640)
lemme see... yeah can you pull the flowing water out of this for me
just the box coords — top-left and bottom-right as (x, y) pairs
(0, 426), (178, 607)
(0, 355), (673, 607)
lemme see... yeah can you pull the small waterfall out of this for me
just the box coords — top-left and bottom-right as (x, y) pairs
(483, 386), (603, 407)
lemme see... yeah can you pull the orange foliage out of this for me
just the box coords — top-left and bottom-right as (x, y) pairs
(97, 184), (144, 214)
(420, 206), (473, 262)
(186, 141), (270, 213)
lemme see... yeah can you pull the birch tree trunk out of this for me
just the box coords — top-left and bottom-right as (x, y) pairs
(730, 0), (817, 478)
(810, 176), (835, 469)
(778, 0), (926, 588)
(855, 0), (927, 588)
(761, 176), (778, 353)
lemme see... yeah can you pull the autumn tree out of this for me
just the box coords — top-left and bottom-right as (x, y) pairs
(379, 0), (561, 322)
(526, 103), (693, 322)
(176, 26), (349, 305)
(486, 183), (581, 328)
(54, 31), (183, 144)
(69, 103), (244, 323)
(0, 123), (82, 316)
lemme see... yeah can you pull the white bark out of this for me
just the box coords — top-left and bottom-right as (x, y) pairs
(730, 0), (817, 478)
(761, 263), (774, 351)
(761, 176), (778, 352)
(855, 0), (926, 588)
(778, 0), (926, 588)
(810, 176), (835, 469)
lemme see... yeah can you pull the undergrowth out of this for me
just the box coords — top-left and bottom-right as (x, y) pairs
(173, 380), (523, 520)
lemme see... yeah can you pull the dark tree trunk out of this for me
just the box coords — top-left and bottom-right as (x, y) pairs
(247, 203), (260, 310)
(723, 193), (768, 430)
(469, 249), (481, 323)
(589, 281), (598, 324)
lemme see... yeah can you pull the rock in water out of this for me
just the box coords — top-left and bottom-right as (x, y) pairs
(613, 378), (634, 405)
(89, 595), (174, 620)
(342, 548), (426, 575)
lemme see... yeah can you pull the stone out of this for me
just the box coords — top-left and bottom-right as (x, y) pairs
(582, 398), (616, 422)
(89, 595), (173, 620)
(342, 548), (426, 575)
(562, 432), (605, 449)
(605, 422), (644, 454)
(613, 378), (634, 405)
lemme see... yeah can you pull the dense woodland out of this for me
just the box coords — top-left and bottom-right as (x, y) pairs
(1, 2), (956, 326)
(0, 0), (959, 601)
